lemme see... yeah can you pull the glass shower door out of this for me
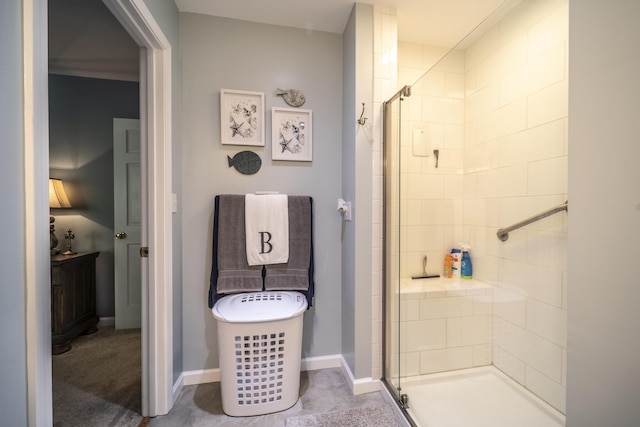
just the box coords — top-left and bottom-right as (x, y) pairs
(383, 91), (405, 406)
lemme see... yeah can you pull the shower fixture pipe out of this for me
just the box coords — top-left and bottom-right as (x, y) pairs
(497, 200), (568, 241)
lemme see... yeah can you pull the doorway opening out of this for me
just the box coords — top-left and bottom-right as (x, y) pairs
(48, 0), (142, 422)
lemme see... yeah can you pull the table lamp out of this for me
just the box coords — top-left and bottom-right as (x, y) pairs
(49, 178), (72, 254)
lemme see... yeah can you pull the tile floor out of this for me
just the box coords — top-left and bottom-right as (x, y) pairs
(147, 368), (406, 426)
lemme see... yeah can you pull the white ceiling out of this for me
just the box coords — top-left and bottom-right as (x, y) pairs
(49, 0), (140, 81)
(48, 0), (507, 81)
(175, 0), (506, 47)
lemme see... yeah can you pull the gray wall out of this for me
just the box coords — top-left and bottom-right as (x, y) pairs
(0, 0), (28, 424)
(352, 4), (374, 380)
(567, 0), (640, 425)
(179, 13), (343, 371)
(341, 3), (374, 379)
(49, 74), (139, 317)
(341, 4), (357, 376)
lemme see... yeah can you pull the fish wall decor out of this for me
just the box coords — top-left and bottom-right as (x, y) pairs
(276, 88), (306, 107)
(228, 151), (262, 175)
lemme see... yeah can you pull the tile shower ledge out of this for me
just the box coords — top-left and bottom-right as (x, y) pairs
(399, 278), (492, 299)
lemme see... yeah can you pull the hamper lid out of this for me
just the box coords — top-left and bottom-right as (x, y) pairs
(212, 291), (308, 323)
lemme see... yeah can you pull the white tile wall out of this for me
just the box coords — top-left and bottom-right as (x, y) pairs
(384, 0), (568, 415)
(528, 80), (568, 127)
(398, 280), (493, 376)
(420, 347), (473, 374)
(470, 1), (568, 413)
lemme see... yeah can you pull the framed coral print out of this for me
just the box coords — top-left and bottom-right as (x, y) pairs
(271, 107), (313, 161)
(220, 89), (265, 146)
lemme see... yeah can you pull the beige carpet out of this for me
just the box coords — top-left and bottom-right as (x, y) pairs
(285, 404), (402, 427)
(52, 327), (142, 427)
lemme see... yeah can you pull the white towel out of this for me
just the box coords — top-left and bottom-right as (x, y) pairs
(245, 194), (289, 266)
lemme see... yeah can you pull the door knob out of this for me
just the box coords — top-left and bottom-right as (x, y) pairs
(115, 232), (127, 239)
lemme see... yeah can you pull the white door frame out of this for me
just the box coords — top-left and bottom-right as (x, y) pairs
(24, 1), (54, 425)
(25, 0), (174, 423)
(102, 0), (174, 417)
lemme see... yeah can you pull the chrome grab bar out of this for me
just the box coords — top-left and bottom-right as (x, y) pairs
(497, 201), (568, 241)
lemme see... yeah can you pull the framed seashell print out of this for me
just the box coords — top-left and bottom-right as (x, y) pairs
(220, 89), (265, 146)
(271, 107), (312, 162)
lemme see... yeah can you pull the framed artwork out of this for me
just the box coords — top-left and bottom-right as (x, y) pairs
(271, 107), (313, 161)
(220, 89), (265, 146)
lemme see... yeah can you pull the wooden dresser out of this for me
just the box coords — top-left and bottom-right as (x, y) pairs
(50, 252), (100, 355)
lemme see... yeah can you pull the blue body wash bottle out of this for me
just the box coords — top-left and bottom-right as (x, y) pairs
(460, 244), (473, 279)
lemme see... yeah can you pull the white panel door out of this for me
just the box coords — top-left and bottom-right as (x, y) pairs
(113, 118), (141, 329)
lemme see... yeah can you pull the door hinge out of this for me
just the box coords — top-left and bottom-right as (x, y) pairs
(400, 393), (409, 408)
(140, 247), (149, 258)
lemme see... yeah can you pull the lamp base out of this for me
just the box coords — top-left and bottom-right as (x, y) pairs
(61, 250), (77, 256)
(50, 215), (60, 254)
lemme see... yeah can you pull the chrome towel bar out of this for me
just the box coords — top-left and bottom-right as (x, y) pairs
(497, 201), (568, 241)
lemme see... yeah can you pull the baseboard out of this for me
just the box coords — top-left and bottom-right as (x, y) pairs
(339, 355), (381, 395)
(176, 353), (380, 397)
(172, 372), (184, 406)
(98, 317), (115, 327)
(182, 367), (220, 386)
(300, 354), (342, 371)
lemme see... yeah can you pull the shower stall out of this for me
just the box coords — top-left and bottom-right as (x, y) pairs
(382, 0), (568, 426)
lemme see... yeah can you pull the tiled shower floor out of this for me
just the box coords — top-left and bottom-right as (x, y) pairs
(401, 366), (565, 427)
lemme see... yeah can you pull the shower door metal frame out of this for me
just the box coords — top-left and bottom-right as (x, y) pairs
(381, 85), (416, 426)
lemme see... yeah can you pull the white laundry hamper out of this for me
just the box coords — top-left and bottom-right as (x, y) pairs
(212, 291), (308, 416)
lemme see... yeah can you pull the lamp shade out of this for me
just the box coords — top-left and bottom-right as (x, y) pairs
(49, 178), (72, 208)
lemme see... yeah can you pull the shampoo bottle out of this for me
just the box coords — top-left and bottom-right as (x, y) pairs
(460, 244), (473, 279)
(443, 253), (453, 278)
(451, 248), (461, 279)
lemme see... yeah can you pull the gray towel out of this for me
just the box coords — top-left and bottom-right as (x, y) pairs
(264, 196), (312, 291)
(216, 195), (263, 293)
